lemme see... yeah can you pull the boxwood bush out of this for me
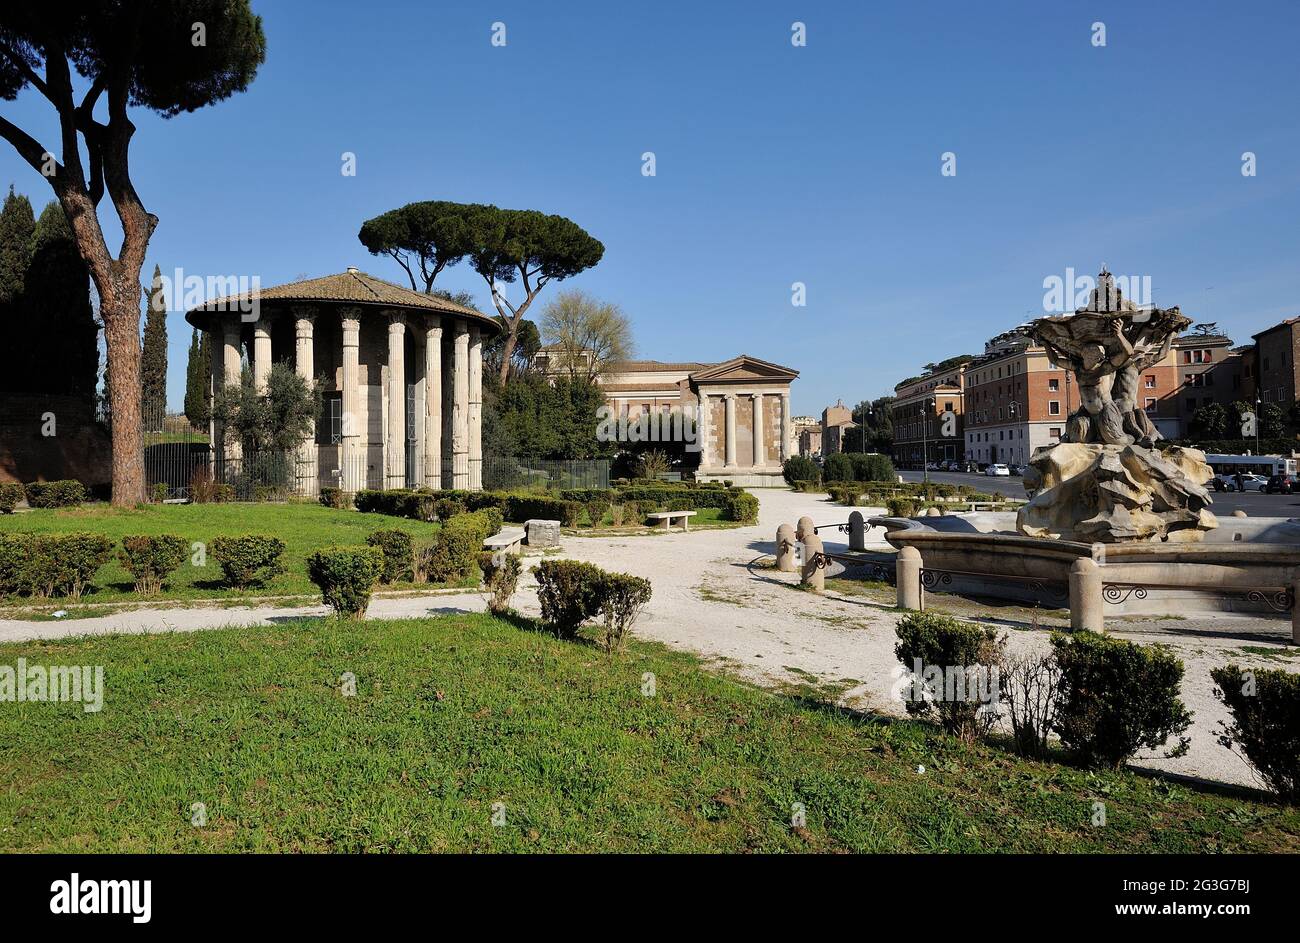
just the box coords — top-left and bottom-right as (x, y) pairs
(430, 510), (499, 584)
(0, 482), (23, 514)
(120, 534), (189, 595)
(894, 612), (1004, 743)
(307, 546), (384, 618)
(24, 479), (87, 509)
(782, 455), (819, 486)
(1050, 631), (1191, 769)
(723, 490), (759, 523)
(365, 529), (415, 583)
(318, 487), (348, 509)
(533, 559), (607, 640)
(479, 550), (522, 615)
(1211, 664), (1300, 803)
(210, 534), (286, 589)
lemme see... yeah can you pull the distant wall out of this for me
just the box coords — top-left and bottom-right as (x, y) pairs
(0, 394), (111, 487)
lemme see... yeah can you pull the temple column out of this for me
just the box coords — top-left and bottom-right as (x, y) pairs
(724, 393), (737, 468)
(781, 393), (792, 461)
(252, 316), (272, 393)
(751, 392), (764, 468)
(340, 308), (363, 492)
(221, 318), (242, 461)
(468, 325), (483, 490)
(452, 322), (470, 489)
(698, 391), (711, 467)
(386, 311), (406, 489)
(207, 328), (221, 472)
(423, 315), (443, 489)
(292, 306), (317, 495)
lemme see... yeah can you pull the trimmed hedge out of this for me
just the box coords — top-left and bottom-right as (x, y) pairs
(1050, 631), (1191, 769)
(24, 479), (86, 509)
(0, 482), (23, 514)
(723, 490), (759, 523)
(1211, 665), (1300, 803)
(894, 612), (1003, 743)
(307, 546), (384, 618)
(319, 487), (348, 509)
(0, 532), (113, 598)
(210, 534), (286, 589)
(120, 534), (189, 595)
(365, 529), (414, 583)
(533, 559), (607, 640)
(782, 456), (819, 486)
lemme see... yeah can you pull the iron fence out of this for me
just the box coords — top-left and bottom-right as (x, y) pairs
(482, 456), (609, 491)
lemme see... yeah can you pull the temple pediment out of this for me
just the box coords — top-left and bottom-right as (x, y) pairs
(690, 354), (799, 384)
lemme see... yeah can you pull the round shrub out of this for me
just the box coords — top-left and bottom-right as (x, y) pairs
(365, 529), (415, 583)
(319, 487), (347, 510)
(24, 479), (86, 509)
(723, 490), (759, 523)
(823, 453), (854, 483)
(894, 612), (1004, 743)
(1050, 631), (1192, 769)
(120, 534), (189, 595)
(430, 510), (498, 584)
(598, 571), (652, 652)
(25, 533), (113, 599)
(782, 456), (818, 487)
(479, 551), (522, 615)
(885, 497), (916, 517)
(1211, 664), (1300, 803)
(533, 559), (605, 639)
(210, 534), (286, 589)
(307, 546), (384, 618)
(0, 482), (24, 514)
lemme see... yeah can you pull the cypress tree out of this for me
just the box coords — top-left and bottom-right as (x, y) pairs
(26, 201), (98, 408)
(0, 184), (35, 304)
(140, 264), (168, 431)
(184, 327), (212, 428)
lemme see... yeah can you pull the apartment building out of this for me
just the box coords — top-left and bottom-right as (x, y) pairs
(893, 363), (966, 467)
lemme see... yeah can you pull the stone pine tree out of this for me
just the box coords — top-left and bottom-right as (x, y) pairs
(183, 328), (211, 429)
(0, 3), (266, 504)
(25, 200), (98, 406)
(140, 265), (167, 431)
(359, 201), (604, 384)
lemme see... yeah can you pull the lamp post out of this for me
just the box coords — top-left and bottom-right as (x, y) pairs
(861, 405), (872, 455)
(1009, 400), (1018, 463)
(1255, 395), (1262, 456)
(921, 396), (935, 483)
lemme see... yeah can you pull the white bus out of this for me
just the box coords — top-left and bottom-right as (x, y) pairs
(1204, 453), (1297, 477)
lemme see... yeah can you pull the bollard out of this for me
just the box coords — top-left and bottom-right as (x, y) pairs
(1232, 509), (1247, 518)
(896, 546), (922, 610)
(1069, 557), (1104, 632)
(796, 516), (815, 543)
(775, 523), (796, 572)
(801, 534), (825, 591)
(1292, 571), (1300, 646)
(848, 511), (866, 552)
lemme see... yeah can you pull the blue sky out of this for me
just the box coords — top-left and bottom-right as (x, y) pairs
(2, 0), (1298, 415)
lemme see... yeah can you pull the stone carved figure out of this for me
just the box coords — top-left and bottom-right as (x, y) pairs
(1018, 268), (1214, 543)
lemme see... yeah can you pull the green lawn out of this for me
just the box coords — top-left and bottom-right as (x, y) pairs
(1, 613), (1295, 852)
(0, 502), (448, 606)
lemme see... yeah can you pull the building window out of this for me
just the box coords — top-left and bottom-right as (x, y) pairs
(1144, 397), (1157, 413)
(1048, 378), (1059, 391)
(1050, 427), (1061, 438)
(1048, 400), (1061, 415)
(320, 392), (343, 445)
(1145, 375), (1155, 389)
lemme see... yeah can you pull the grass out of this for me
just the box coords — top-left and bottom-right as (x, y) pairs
(0, 612), (1296, 853)
(0, 502), (458, 606)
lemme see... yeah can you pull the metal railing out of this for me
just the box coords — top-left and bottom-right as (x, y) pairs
(482, 457), (609, 491)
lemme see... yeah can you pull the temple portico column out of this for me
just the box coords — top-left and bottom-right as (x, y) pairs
(221, 318), (242, 460)
(452, 322), (470, 489)
(468, 325), (483, 490)
(423, 315), (443, 489)
(697, 391), (711, 467)
(340, 308), (363, 492)
(724, 393), (737, 468)
(386, 311), (407, 489)
(781, 393), (792, 461)
(207, 328), (222, 472)
(751, 392), (765, 468)
(292, 306), (318, 495)
(252, 316), (272, 393)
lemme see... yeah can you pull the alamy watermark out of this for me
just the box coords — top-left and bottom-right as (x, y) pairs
(155, 267), (262, 321)
(596, 404), (699, 451)
(0, 659), (103, 712)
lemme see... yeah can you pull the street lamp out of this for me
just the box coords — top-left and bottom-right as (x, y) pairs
(1255, 395), (1262, 456)
(1009, 400), (1018, 463)
(921, 396), (935, 483)
(861, 405), (872, 455)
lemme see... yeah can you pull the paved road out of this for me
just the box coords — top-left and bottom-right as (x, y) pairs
(899, 469), (1300, 516)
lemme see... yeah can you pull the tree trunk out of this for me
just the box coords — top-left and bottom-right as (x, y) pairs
(497, 329), (518, 385)
(100, 269), (146, 506)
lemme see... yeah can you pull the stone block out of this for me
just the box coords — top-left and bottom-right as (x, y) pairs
(524, 519), (561, 548)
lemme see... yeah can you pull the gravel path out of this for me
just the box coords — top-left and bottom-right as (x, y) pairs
(2, 488), (1295, 789)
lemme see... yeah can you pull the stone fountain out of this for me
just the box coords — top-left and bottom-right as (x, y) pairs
(1018, 269), (1216, 543)
(855, 268), (1300, 639)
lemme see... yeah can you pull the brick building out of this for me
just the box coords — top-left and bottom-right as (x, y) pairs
(820, 399), (858, 455)
(1171, 332), (1253, 431)
(892, 364), (966, 467)
(1252, 318), (1300, 407)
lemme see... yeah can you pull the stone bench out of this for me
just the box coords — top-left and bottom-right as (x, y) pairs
(646, 510), (697, 532)
(483, 527), (526, 555)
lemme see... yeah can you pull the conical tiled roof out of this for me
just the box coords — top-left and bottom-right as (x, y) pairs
(185, 269), (499, 332)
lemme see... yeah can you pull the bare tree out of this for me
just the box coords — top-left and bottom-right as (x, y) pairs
(539, 289), (634, 383)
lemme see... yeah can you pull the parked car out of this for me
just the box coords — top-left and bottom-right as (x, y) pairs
(1007, 464), (1024, 476)
(1214, 473), (1267, 492)
(985, 463), (1011, 477)
(1266, 474), (1296, 494)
